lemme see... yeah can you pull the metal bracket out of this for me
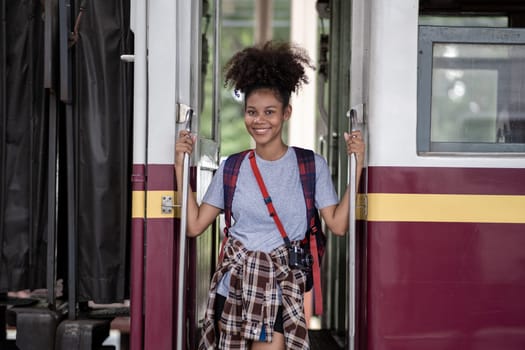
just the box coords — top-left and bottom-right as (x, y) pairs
(161, 195), (181, 214)
(176, 103), (193, 124)
(347, 103), (365, 129)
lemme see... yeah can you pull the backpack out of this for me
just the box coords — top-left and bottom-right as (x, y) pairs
(220, 147), (326, 315)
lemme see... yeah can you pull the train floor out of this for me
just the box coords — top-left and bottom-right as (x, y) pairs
(309, 329), (345, 349)
(2, 330), (342, 350)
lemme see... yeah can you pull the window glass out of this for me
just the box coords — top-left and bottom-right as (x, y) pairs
(431, 43), (525, 145)
(417, 26), (525, 153)
(218, 0), (291, 156)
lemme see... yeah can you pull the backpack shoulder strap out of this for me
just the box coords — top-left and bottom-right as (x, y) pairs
(223, 150), (250, 232)
(292, 146), (316, 224)
(219, 150), (250, 262)
(293, 146), (324, 315)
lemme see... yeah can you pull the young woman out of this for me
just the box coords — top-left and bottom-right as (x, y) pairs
(175, 41), (364, 350)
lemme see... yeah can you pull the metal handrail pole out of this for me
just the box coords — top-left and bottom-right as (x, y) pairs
(212, 0), (221, 144)
(347, 110), (363, 350)
(176, 110), (193, 350)
(347, 142), (357, 350)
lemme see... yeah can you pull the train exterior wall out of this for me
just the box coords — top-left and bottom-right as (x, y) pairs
(365, 1), (525, 348)
(366, 166), (525, 349)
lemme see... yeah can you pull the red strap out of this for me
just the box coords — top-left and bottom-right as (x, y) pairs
(310, 233), (323, 315)
(248, 151), (291, 245)
(250, 150), (323, 313)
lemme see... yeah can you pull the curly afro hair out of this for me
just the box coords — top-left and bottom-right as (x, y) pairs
(223, 41), (314, 106)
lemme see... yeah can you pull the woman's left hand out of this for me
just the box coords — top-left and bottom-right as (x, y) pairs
(344, 130), (365, 167)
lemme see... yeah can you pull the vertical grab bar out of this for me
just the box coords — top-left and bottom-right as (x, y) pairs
(176, 107), (193, 350)
(212, 0), (221, 144)
(347, 109), (362, 350)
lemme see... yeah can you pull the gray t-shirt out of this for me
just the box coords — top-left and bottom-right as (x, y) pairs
(203, 147), (339, 296)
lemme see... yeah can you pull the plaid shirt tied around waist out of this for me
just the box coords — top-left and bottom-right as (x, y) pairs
(199, 238), (310, 349)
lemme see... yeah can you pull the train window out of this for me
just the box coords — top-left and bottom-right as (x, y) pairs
(417, 26), (525, 154)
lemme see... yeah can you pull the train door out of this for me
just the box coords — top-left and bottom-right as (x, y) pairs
(130, 0), (218, 349)
(312, 0), (370, 348)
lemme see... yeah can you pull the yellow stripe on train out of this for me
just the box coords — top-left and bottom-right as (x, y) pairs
(133, 191), (525, 223)
(132, 190), (182, 219)
(367, 193), (525, 223)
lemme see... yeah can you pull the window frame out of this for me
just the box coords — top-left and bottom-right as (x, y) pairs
(417, 25), (525, 155)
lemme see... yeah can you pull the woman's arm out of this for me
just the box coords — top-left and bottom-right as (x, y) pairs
(175, 130), (221, 237)
(319, 130), (365, 236)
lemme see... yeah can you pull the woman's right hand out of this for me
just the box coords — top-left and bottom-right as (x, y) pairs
(174, 130), (221, 237)
(175, 130), (196, 167)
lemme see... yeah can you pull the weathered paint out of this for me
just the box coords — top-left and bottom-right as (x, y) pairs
(130, 164), (145, 350)
(132, 164), (197, 349)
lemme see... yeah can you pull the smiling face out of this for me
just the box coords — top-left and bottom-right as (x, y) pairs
(244, 88), (291, 150)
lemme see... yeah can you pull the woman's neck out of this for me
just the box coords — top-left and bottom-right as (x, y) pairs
(254, 142), (288, 161)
